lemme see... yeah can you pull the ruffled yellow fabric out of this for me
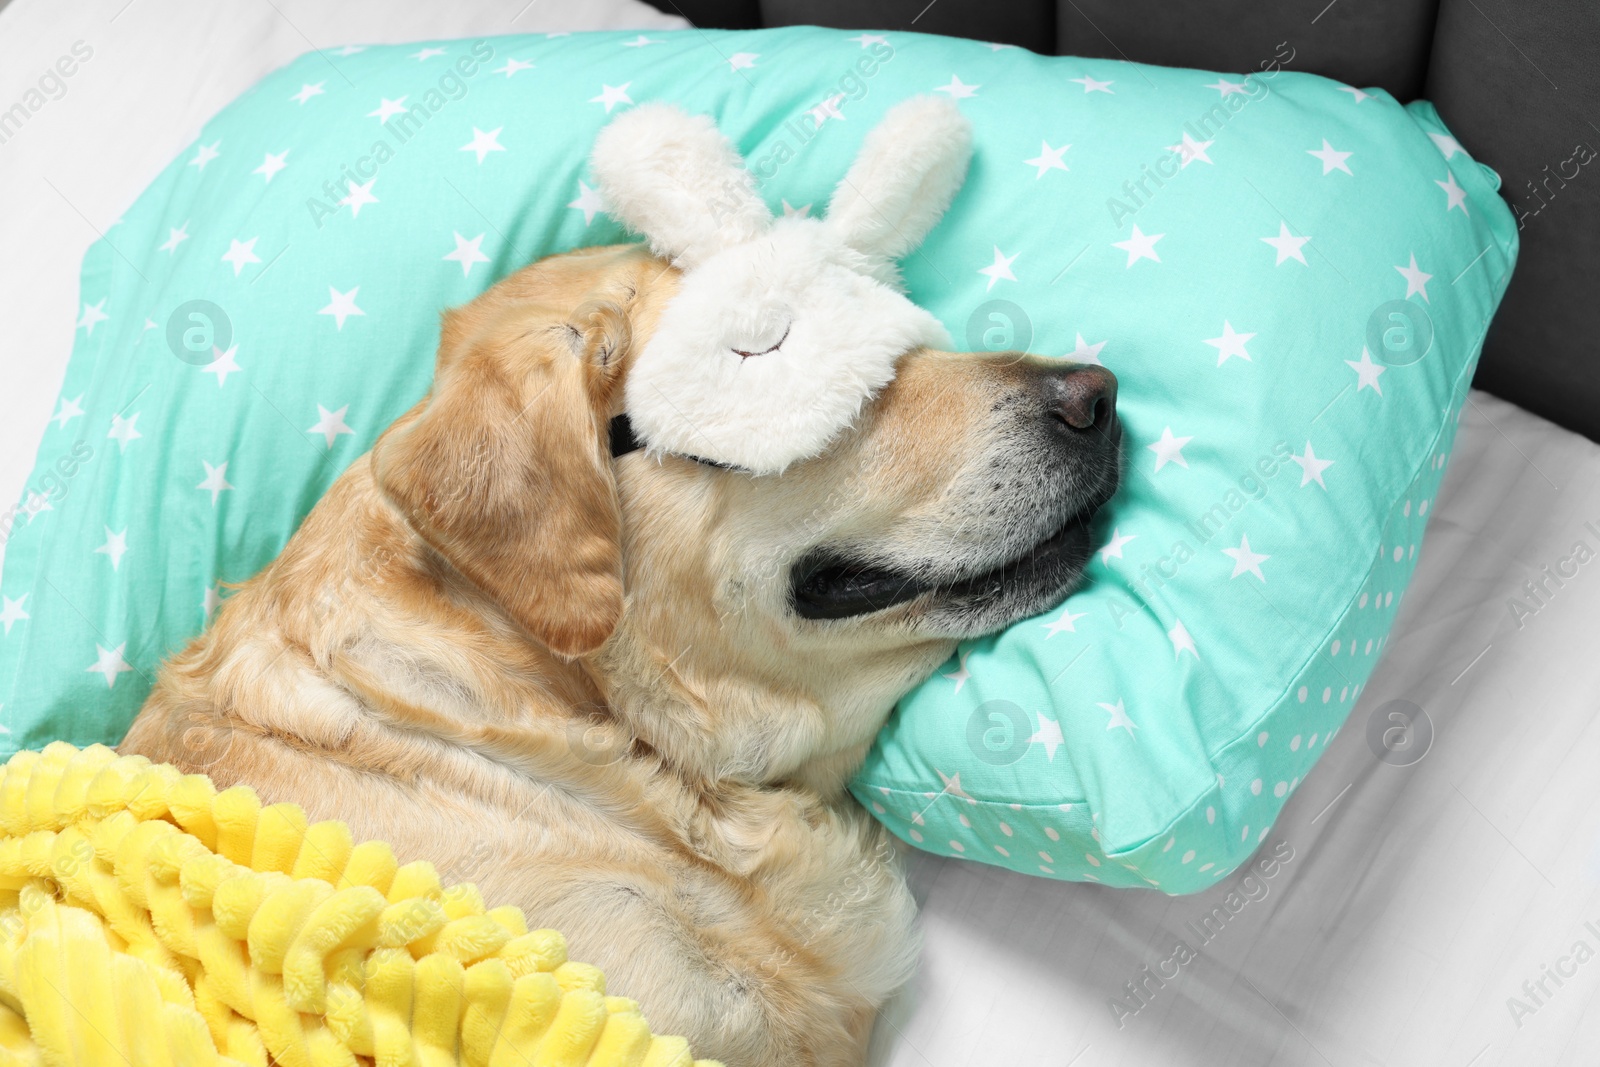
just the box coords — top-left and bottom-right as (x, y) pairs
(0, 743), (719, 1067)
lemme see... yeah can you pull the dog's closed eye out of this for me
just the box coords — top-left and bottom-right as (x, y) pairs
(732, 324), (790, 360)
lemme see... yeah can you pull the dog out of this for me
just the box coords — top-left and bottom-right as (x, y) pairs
(120, 241), (1121, 1065)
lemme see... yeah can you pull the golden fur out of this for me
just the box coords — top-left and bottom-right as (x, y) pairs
(122, 243), (1118, 1065)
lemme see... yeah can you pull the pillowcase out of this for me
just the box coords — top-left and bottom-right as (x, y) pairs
(0, 27), (1515, 893)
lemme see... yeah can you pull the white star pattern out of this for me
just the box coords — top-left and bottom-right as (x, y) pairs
(1395, 252), (1433, 302)
(1029, 714), (1064, 761)
(107, 412), (141, 452)
(77, 299), (108, 335)
(727, 52), (758, 72)
(848, 34), (889, 47)
(1071, 74), (1114, 94)
(291, 82), (325, 104)
(21, 492), (51, 523)
(411, 47), (447, 61)
(1023, 141), (1070, 178)
(943, 650), (971, 693)
(1148, 426), (1193, 471)
(1041, 607), (1086, 638)
(781, 200), (811, 218)
(319, 286), (366, 331)
(1205, 78), (1250, 97)
(622, 35), (658, 47)
(977, 246), (1018, 290)
(203, 584), (224, 621)
(368, 97), (408, 123)
(201, 344), (241, 387)
(1339, 86), (1372, 103)
(1204, 321), (1256, 365)
(51, 395), (84, 429)
(1291, 441), (1335, 487)
(493, 58), (536, 78)
(933, 75), (980, 99)
(1112, 225), (1163, 266)
(1222, 534), (1270, 581)
(307, 404), (354, 448)
(590, 83), (633, 113)
(94, 526), (128, 570)
(1099, 700), (1137, 736)
(1436, 171), (1469, 214)
(253, 150), (289, 183)
(197, 461), (234, 506)
(221, 237), (261, 276)
(188, 141), (220, 170)
(159, 223), (190, 253)
(459, 127), (506, 164)
(809, 95), (846, 126)
(567, 180), (604, 225)
(1307, 139), (1353, 175)
(339, 179), (379, 218)
(1067, 333), (1107, 365)
(86, 643), (133, 688)
(1345, 346), (1387, 394)
(1429, 132), (1464, 159)
(0, 595), (28, 635)
(1168, 619), (1198, 659)
(1261, 222), (1310, 265)
(1099, 527), (1136, 563)
(1167, 132), (1214, 168)
(444, 231), (490, 276)
(937, 769), (974, 801)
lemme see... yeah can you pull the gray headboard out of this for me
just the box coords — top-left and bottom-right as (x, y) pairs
(650, 0), (1600, 442)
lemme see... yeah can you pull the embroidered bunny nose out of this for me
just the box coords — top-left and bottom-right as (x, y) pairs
(1048, 364), (1119, 436)
(733, 324), (790, 360)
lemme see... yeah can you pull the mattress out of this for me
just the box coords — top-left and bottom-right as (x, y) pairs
(872, 390), (1600, 1066)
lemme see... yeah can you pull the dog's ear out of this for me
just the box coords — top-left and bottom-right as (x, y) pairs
(373, 301), (630, 659)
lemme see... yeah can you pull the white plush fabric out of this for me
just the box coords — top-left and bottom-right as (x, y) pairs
(589, 104), (772, 270)
(593, 96), (972, 474)
(824, 94), (979, 278)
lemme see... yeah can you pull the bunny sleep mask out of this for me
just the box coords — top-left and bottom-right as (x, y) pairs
(591, 95), (974, 475)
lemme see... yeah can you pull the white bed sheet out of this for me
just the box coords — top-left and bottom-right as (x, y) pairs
(0, 0), (684, 574)
(874, 391), (1600, 1067)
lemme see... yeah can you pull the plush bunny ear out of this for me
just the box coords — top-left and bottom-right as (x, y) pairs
(591, 103), (772, 270)
(824, 95), (973, 267)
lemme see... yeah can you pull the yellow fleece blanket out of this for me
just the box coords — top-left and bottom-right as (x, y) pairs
(0, 742), (718, 1067)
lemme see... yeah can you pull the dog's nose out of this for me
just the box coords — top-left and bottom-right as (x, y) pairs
(1047, 364), (1118, 436)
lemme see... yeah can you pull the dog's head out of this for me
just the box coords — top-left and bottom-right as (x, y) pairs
(374, 244), (1120, 773)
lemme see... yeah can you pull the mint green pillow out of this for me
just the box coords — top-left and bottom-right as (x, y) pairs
(0, 28), (1515, 894)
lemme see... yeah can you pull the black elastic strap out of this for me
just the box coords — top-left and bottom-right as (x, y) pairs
(607, 412), (744, 472)
(609, 413), (644, 458)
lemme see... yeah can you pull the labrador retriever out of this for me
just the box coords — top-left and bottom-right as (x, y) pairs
(121, 241), (1121, 1065)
